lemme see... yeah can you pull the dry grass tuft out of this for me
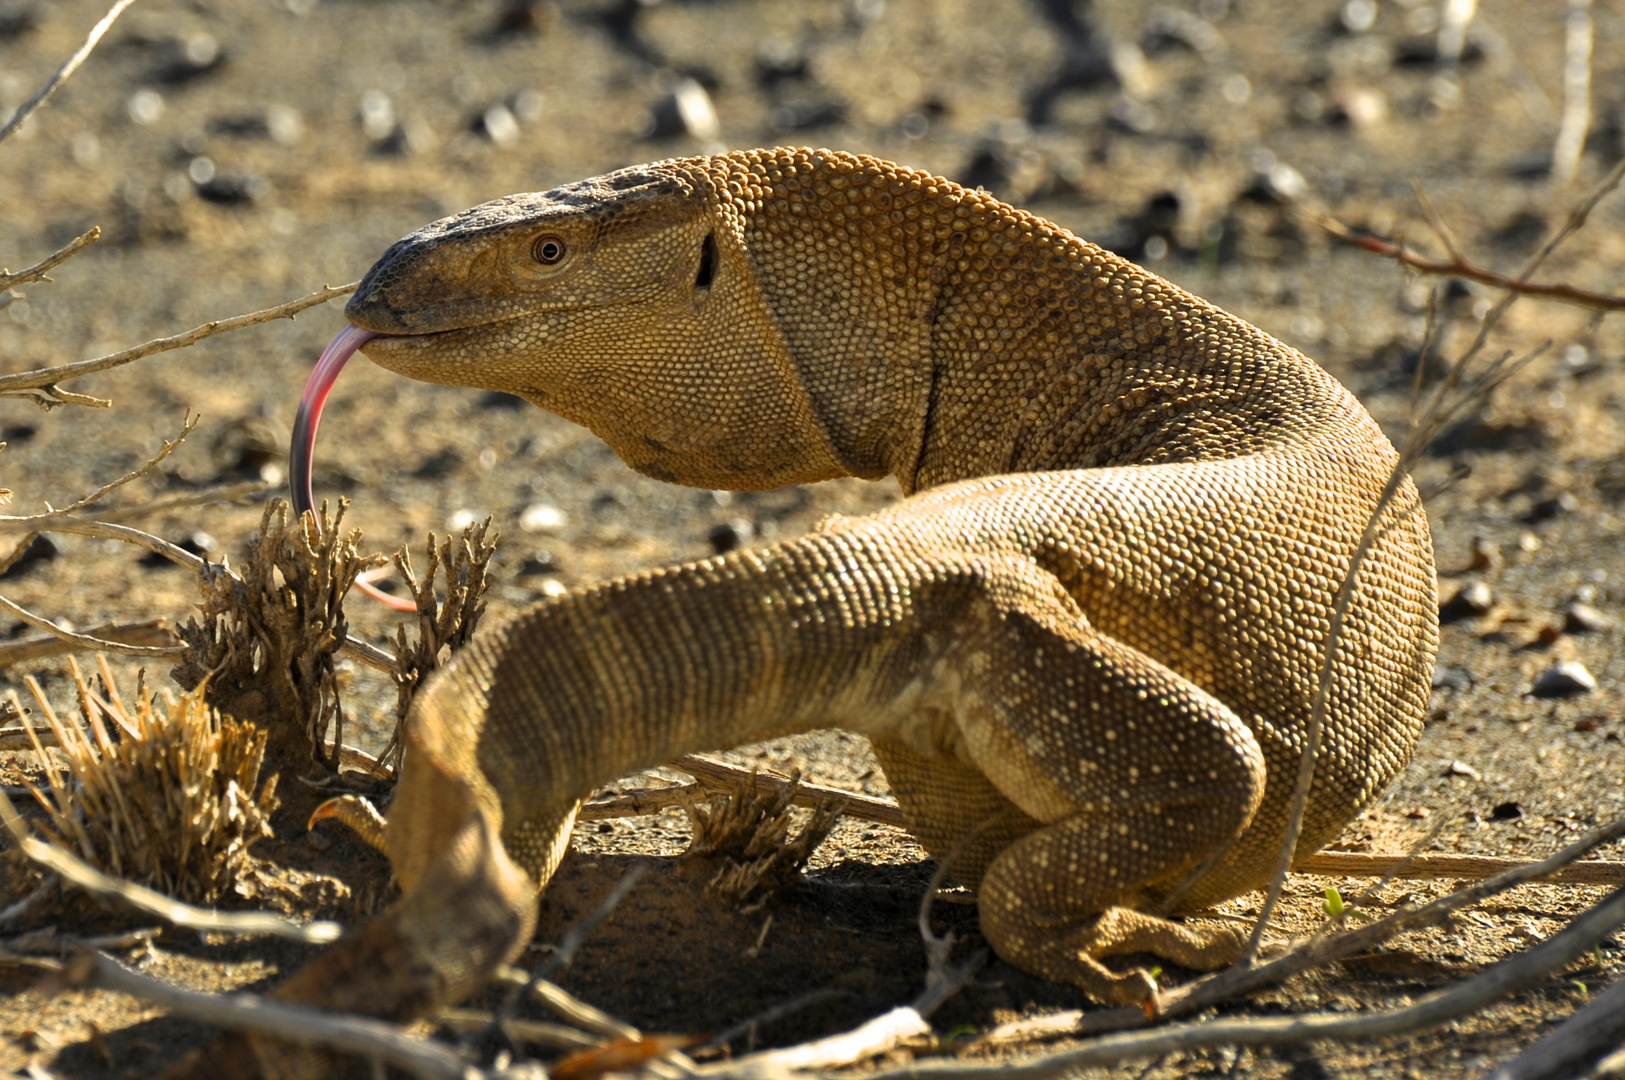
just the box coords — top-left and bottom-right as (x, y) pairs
(377, 520), (497, 773)
(12, 657), (279, 905)
(681, 769), (842, 909)
(173, 499), (384, 769)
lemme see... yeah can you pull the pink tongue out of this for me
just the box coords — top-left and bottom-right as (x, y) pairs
(292, 325), (417, 612)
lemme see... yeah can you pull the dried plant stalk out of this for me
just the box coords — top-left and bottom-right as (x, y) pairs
(681, 769), (842, 907)
(173, 499), (384, 769)
(374, 520), (496, 774)
(14, 659), (278, 905)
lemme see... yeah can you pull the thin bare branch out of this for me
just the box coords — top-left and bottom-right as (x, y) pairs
(1318, 215), (1625, 310)
(1296, 850), (1625, 885)
(58, 951), (486, 1080)
(0, 414), (197, 524)
(983, 811), (1625, 1046)
(436, 1006), (603, 1051)
(0, 282), (358, 404)
(1481, 969), (1625, 1080)
(0, 619), (174, 667)
(493, 966), (642, 1041)
(534, 862), (647, 983)
(0, 0), (140, 144)
(0, 785), (339, 944)
(0, 229), (99, 292)
(0, 593), (183, 657)
(1551, 0), (1593, 189)
(581, 755), (904, 826)
(0, 873), (57, 929)
(867, 881), (1625, 1079)
(93, 479), (266, 523)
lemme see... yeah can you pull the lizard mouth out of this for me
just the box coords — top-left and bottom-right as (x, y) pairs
(290, 323), (419, 611)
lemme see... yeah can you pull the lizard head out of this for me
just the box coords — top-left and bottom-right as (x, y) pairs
(337, 159), (846, 491)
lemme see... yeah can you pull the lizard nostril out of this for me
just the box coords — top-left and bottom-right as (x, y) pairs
(532, 235), (566, 264)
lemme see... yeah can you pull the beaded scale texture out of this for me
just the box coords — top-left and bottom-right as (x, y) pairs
(193, 148), (1439, 1076)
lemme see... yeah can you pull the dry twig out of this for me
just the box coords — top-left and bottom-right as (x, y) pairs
(0, 0), (140, 144)
(378, 521), (497, 773)
(1481, 968), (1625, 1080)
(1319, 216), (1625, 311)
(0, 282), (357, 408)
(865, 881), (1625, 1079)
(0, 786), (338, 944)
(0, 620), (175, 667)
(0, 594), (182, 657)
(0, 229), (99, 294)
(587, 759), (1625, 883)
(981, 810), (1625, 1046)
(56, 950), (520, 1080)
(1551, 0), (1593, 189)
(0, 413), (198, 526)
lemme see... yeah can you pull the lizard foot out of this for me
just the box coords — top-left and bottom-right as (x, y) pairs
(1082, 905), (1248, 970)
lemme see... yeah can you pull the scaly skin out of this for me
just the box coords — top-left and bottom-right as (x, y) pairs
(164, 148), (1436, 1078)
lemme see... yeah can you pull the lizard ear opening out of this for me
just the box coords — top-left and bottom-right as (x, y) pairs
(694, 231), (718, 292)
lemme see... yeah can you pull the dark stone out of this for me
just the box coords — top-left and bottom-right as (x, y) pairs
(707, 520), (752, 555)
(519, 551), (559, 576)
(1438, 581), (1493, 623)
(196, 173), (269, 205)
(1490, 801), (1523, 821)
(412, 447), (463, 479)
(1523, 491), (1579, 523)
(0, 534), (61, 579)
(1432, 664), (1476, 690)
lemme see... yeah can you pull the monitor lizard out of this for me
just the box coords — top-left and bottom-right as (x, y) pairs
(168, 147), (1437, 1077)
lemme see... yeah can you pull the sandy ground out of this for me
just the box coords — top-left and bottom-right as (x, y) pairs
(2, 0), (1625, 1076)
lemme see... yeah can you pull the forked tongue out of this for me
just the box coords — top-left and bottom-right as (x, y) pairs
(292, 324), (416, 612)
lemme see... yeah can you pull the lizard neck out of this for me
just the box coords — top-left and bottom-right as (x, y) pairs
(704, 149), (1342, 495)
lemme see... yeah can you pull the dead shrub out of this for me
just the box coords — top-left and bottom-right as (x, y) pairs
(681, 769), (841, 909)
(378, 520), (496, 773)
(172, 499), (383, 769)
(13, 658), (278, 905)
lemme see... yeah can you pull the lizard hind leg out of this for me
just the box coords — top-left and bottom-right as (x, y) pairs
(949, 566), (1268, 1004)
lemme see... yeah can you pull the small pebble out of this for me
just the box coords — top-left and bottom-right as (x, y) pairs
(537, 578), (568, 599)
(1406, 806), (1431, 819)
(1446, 760), (1481, 780)
(1524, 491), (1578, 523)
(1439, 580), (1493, 622)
(1563, 603), (1614, 634)
(1574, 716), (1602, 733)
(1531, 660), (1597, 698)
(708, 519), (753, 554)
(1466, 534), (1500, 572)
(518, 550), (558, 575)
(1432, 664), (1475, 690)
(519, 503), (568, 534)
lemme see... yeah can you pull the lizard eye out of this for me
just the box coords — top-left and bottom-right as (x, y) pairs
(532, 236), (566, 264)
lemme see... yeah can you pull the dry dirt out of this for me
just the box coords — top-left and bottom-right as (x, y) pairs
(2, 0), (1625, 1077)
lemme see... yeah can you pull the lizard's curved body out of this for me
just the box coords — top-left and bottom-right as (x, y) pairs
(177, 149), (1436, 1076)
